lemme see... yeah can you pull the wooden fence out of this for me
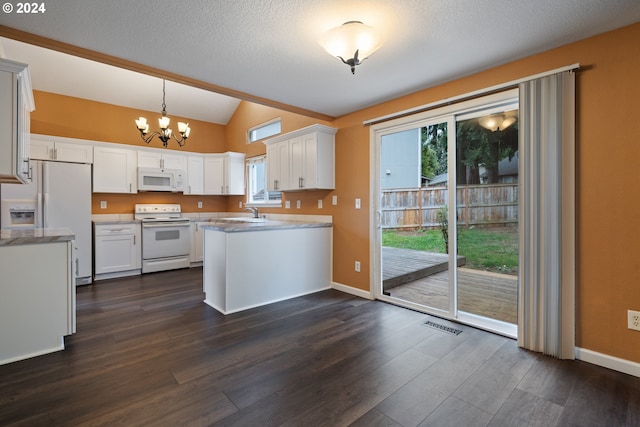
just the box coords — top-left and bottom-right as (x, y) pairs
(381, 183), (518, 229)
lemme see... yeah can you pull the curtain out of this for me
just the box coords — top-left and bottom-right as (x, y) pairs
(518, 71), (576, 359)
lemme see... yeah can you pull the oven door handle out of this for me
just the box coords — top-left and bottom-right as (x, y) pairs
(142, 221), (191, 228)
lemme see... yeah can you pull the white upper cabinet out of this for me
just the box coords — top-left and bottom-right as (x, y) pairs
(137, 150), (186, 170)
(93, 146), (137, 193)
(30, 136), (93, 164)
(0, 59), (35, 184)
(266, 139), (290, 192)
(263, 124), (336, 192)
(204, 152), (245, 195)
(185, 155), (204, 195)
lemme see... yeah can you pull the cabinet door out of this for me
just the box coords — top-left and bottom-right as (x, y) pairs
(137, 150), (162, 168)
(55, 142), (93, 163)
(93, 146), (137, 193)
(204, 156), (224, 195)
(267, 141), (290, 191)
(30, 139), (54, 160)
(225, 154), (245, 195)
(94, 234), (137, 274)
(289, 136), (305, 190)
(301, 132), (318, 189)
(190, 221), (205, 263)
(162, 153), (186, 170)
(186, 155), (204, 195)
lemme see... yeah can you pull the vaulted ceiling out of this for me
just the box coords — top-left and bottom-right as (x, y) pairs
(1, 1), (639, 124)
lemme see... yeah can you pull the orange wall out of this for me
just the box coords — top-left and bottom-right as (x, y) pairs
(331, 22), (640, 363)
(31, 91), (228, 213)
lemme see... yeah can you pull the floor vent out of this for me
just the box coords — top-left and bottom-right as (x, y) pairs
(422, 320), (463, 335)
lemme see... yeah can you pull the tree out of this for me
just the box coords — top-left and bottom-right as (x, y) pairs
(421, 123), (448, 179)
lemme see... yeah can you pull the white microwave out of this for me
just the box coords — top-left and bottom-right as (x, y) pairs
(137, 168), (185, 192)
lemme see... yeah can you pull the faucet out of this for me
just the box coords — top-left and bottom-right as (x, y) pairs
(244, 207), (259, 218)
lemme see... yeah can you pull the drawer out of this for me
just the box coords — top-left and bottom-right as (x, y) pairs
(94, 223), (137, 236)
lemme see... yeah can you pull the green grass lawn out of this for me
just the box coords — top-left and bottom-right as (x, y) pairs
(382, 226), (519, 274)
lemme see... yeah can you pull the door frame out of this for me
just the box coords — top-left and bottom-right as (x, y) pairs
(370, 89), (519, 337)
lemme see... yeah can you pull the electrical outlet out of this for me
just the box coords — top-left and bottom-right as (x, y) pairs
(100, 201), (107, 209)
(355, 261), (361, 272)
(318, 199), (323, 209)
(332, 195), (338, 205)
(285, 200), (291, 209)
(628, 310), (640, 331)
(296, 200), (301, 209)
(197, 201), (203, 209)
(355, 198), (361, 209)
(239, 201), (243, 208)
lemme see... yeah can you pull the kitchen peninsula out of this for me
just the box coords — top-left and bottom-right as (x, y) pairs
(0, 228), (76, 365)
(202, 218), (332, 314)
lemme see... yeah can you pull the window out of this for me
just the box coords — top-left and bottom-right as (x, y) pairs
(246, 155), (281, 206)
(248, 119), (281, 143)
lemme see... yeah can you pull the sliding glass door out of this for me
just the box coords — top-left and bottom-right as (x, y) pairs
(373, 90), (519, 336)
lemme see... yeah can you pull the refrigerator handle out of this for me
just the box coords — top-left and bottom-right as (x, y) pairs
(42, 161), (50, 228)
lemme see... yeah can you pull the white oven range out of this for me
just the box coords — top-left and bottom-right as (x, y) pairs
(134, 204), (191, 273)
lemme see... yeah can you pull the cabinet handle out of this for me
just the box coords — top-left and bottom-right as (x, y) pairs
(129, 183), (132, 192)
(274, 179), (279, 190)
(133, 235), (136, 245)
(189, 185), (192, 194)
(75, 258), (79, 276)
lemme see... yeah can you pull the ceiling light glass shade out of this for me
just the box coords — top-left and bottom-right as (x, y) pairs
(319, 21), (382, 74)
(134, 79), (191, 147)
(479, 114), (517, 132)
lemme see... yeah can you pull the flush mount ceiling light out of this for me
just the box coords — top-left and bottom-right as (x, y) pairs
(135, 79), (191, 148)
(319, 21), (382, 75)
(478, 114), (517, 132)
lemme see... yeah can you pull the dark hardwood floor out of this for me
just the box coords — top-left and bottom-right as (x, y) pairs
(0, 267), (638, 426)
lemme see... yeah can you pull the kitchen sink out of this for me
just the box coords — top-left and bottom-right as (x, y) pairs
(213, 217), (266, 223)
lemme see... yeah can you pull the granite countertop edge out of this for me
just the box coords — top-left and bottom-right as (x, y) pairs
(0, 228), (75, 246)
(201, 220), (332, 233)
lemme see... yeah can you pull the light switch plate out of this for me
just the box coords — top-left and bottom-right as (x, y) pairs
(197, 201), (203, 208)
(355, 198), (361, 209)
(296, 200), (301, 209)
(332, 195), (338, 205)
(100, 201), (107, 209)
(285, 200), (291, 209)
(318, 199), (323, 209)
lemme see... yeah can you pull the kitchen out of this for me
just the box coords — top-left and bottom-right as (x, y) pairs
(0, 53), (339, 365)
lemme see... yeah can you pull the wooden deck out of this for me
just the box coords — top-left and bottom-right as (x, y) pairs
(382, 247), (466, 289)
(383, 247), (518, 324)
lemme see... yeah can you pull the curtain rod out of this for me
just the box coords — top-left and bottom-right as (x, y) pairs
(363, 63), (580, 126)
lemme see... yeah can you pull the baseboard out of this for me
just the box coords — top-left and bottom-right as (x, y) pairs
(331, 281), (374, 300)
(575, 347), (640, 378)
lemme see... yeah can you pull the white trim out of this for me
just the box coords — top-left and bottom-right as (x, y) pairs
(364, 63), (579, 126)
(0, 340), (65, 366)
(575, 347), (640, 378)
(332, 281), (374, 300)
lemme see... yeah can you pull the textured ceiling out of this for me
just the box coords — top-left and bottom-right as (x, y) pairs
(1, 0), (639, 123)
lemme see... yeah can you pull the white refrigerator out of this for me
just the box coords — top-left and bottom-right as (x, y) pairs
(0, 160), (92, 285)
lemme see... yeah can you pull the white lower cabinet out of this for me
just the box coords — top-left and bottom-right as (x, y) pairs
(0, 239), (74, 365)
(94, 222), (141, 280)
(190, 220), (206, 263)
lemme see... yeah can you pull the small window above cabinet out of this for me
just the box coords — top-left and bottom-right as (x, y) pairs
(0, 59), (35, 184)
(262, 124), (337, 192)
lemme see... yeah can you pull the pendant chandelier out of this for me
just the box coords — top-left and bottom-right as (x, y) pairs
(319, 21), (382, 75)
(135, 79), (191, 148)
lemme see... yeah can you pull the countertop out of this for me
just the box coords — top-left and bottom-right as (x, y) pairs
(0, 228), (75, 246)
(201, 219), (332, 233)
